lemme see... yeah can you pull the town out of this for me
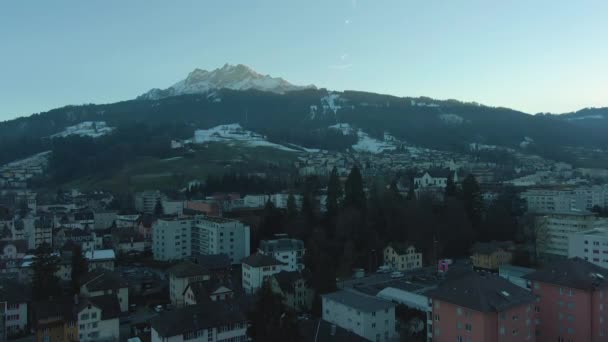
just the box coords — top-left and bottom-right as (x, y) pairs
(2, 143), (608, 342)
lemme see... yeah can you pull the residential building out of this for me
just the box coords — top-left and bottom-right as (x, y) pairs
(383, 242), (422, 271)
(414, 169), (456, 189)
(192, 217), (251, 264)
(134, 190), (167, 214)
(536, 210), (602, 259)
(269, 271), (314, 312)
(258, 236), (305, 271)
(0, 280), (29, 337)
(80, 271), (129, 312)
(76, 295), (120, 342)
(168, 261), (210, 307)
(150, 302), (248, 342)
(427, 272), (536, 342)
(152, 217), (195, 261)
(85, 249), (116, 271)
(161, 200), (184, 215)
(568, 227), (608, 268)
(93, 211), (117, 230)
(470, 241), (515, 272)
(241, 253), (284, 294)
(183, 280), (233, 306)
(33, 297), (78, 342)
(524, 257), (608, 342)
(322, 290), (396, 342)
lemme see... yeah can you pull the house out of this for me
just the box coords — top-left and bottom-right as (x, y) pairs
(241, 253), (285, 294)
(53, 228), (96, 251)
(93, 210), (117, 230)
(258, 236), (305, 271)
(523, 257), (608, 341)
(297, 318), (368, 342)
(322, 290), (396, 341)
(112, 229), (146, 254)
(150, 301), (247, 342)
(0, 240), (27, 261)
(33, 297), (78, 342)
(183, 280), (234, 306)
(414, 169), (456, 189)
(80, 271), (129, 312)
(383, 242), (422, 271)
(426, 272), (536, 342)
(0, 279), (29, 337)
(167, 261), (210, 307)
(85, 249), (116, 271)
(269, 271), (314, 312)
(76, 295), (120, 342)
(470, 241), (515, 272)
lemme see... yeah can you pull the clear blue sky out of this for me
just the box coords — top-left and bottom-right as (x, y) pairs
(1, 0), (607, 121)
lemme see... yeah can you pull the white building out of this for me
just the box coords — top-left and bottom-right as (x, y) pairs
(536, 210), (604, 258)
(413, 169), (455, 189)
(569, 227), (608, 268)
(134, 190), (167, 214)
(161, 200), (185, 216)
(167, 261), (210, 307)
(269, 193), (303, 209)
(0, 280), (29, 337)
(258, 236), (305, 271)
(322, 290), (396, 342)
(85, 249), (116, 271)
(383, 243), (422, 271)
(150, 303), (248, 342)
(152, 217), (196, 261)
(522, 189), (588, 214)
(77, 295), (120, 342)
(192, 217), (250, 264)
(241, 253), (284, 294)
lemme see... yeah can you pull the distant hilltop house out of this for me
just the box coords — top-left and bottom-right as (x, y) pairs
(414, 168), (458, 189)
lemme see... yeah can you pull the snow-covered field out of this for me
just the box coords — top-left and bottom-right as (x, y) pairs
(51, 121), (114, 138)
(0, 151), (52, 171)
(193, 123), (297, 152)
(329, 123), (397, 153)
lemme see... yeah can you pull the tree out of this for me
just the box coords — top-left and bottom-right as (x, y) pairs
(247, 282), (299, 342)
(326, 167), (342, 217)
(461, 174), (483, 236)
(343, 166), (366, 213)
(32, 243), (61, 301)
(445, 172), (458, 198)
(154, 199), (164, 216)
(71, 244), (89, 294)
(286, 193), (298, 220)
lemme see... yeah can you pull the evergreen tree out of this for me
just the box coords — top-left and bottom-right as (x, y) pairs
(343, 166), (366, 212)
(461, 174), (483, 237)
(71, 244), (89, 294)
(154, 199), (164, 216)
(247, 282), (299, 342)
(326, 167), (342, 217)
(286, 193), (298, 220)
(445, 172), (458, 198)
(32, 243), (61, 301)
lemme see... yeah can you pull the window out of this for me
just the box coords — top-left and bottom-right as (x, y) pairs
(465, 323), (472, 332)
(567, 302), (575, 309)
(80, 313), (89, 320)
(499, 326), (505, 335)
(91, 312), (97, 319)
(457, 336), (463, 342)
(512, 329), (518, 336)
(434, 314), (440, 321)
(457, 307), (463, 316)
(372, 312), (376, 317)
(457, 322), (463, 330)
(372, 323), (376, 328)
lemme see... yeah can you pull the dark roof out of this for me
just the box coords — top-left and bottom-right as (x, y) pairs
(426, 272), (535, 312)
(81, 271), (128, 291)
(193, 253), (231, 270)
(417, 168), (452, 178)
(167, 261), (209, 278)
(273, 271), (305, 294)
(151, 301), (246, 337)
(321, 290), (395, 312)
(183, 280), (232, 302)
(81, 294), (121, 320)
(298, 319), (367, 342)
(259, 238), (304, 253)
(470, 241), (515, 255)
(523, 257), (608, 291)
(201, 216), (237, 224)
(0, 279), (29, 303)
(241, 253), (284, 267)
(386, 242), (416, 255)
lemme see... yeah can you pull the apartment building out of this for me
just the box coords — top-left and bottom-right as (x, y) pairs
(536, 210), (602, 259)
(258, 236), (305, 271)
(568, 227), (608, 268)
(152, 217), (195, 261)
(192, 217), (250, 264)
(522, 186), (608, 214)
(427, 272), (536, 342)
(134, 190), (167, 214)
(524, 257), (608, 342)
(168, 261), (210, 307)
(241, 253), (284, 294)
(322, 290), (396, 342)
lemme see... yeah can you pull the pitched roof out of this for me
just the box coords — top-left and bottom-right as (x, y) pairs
(272, 271), (305, 294)
(298, 319), (368, 342)
(259, 238), (304, 253)
(150, 301), (246, 337)
(241, 253), (284, 267)
(193, 253), (231, 270)
(386, 242), (415, 255)
(80, 294), (121, 320)
(321, 290), (395, 313)
(523, 257), (608, 291)
(426, 272), (535, 312)
(167, 261), (209, 278)
(81, 271), (128, 292)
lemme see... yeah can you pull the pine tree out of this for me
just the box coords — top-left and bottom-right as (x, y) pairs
(445, 172), (457, 198)
(32, 243), (62, 301)
(343, 166), (366, 212)
(247, 282), (299, 342)
(286, 193), (298, 220)
(154, 199), (164, 216)
(461, 174), (483, 237)
(71, 244), (89, 294)
(326, 167), (342, 217)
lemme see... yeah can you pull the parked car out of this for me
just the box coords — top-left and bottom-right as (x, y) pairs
(390, 271), (404, 278)
(154, 305), (163, 313)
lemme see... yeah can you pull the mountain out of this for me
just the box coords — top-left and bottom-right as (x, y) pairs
(138, 64), (315, 100)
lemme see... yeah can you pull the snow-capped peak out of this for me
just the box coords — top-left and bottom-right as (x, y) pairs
(138, 64), (315, 100)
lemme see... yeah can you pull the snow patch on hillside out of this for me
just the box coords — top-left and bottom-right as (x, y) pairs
(439, 114), (465, 125)
(321, 93), (342, 114)
(566, 115), (604, 121)
(51, 121), (114, 138)
(1, 151), (51, 170)
(193, 124), (297, 152)
(520, 137), (534, 149)
(329, 123), (397, 153)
